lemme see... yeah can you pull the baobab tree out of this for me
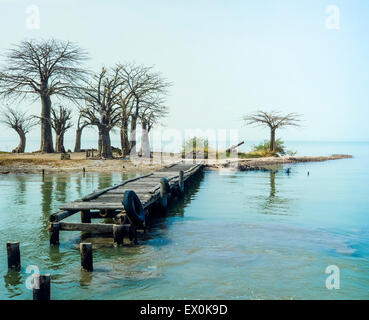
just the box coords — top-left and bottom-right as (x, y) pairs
(117, 64), (171, 155)
(0, 106), (36, 153)
(139, 93), (169, 157)
(243, 111), (301, 152)
(73, 114), (90, 152)
(80, 66), (124, 158)
(0, 39), (88, 153)
(50, 105), (73, 153)
(116, 63), (142, 156)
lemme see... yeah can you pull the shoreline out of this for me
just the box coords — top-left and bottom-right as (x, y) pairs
(0, 152), (353, 175)
(206, 154), (353, 171)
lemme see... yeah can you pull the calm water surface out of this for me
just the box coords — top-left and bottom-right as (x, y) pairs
(0, 142), (368, 299)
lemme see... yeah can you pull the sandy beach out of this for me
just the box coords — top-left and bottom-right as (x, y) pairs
(0, 152), (352, 174)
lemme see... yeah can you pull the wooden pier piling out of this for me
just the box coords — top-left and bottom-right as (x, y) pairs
(129, 225), (138, 245)
(80, 243), (93, 272)
(49, 222), (60, 245)
(113, 225), (124, 246)
(33, 274), (51, 301)
(179, 170), (184, 195)
(81, 210), (91, 223)
(6, 242), (20, 270)
(159, 178), (169, 209)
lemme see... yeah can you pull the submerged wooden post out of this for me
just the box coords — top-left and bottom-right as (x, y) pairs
(129, 225), (138, 245)
(178, 170), (184, 195)
(160, 178), (168, 209)
(113, 225), (124, 246)
(33, 274), (51, 301)
(81, 210), (91, 223)
(49, 222), (60, 245)
(6, 242), (20, 270)
(80, 243), (93, 272)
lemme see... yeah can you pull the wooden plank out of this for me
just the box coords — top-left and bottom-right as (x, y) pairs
(49, 210), (79, 222)
(104, 187), (159, 195)
(60, 222), (116, 233)
(60, 203), (124, 210)
(81, 172), (153, 201)
(96, 195), (152, 202)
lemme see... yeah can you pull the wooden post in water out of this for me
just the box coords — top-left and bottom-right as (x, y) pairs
(160, 178), (168, 209)
(113, 225), (124, 246)
(81, 210), (91, 223)
(129, 225), (138, 245)
(178, 170), (184, 196)
(85, 150), (88, 159)
(80, 243), (93, 272)
(6, 242), (20, 270)
(33, 274), (51, 301)
(91, 150), (94, 157)
(49, 222), (60, 245)
(193, 140), (196, 164)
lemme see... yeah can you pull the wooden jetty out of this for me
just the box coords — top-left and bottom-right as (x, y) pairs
(49, 161), (204, 245)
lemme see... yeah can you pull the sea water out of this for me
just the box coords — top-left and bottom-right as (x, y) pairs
(0, 142), (368, 299)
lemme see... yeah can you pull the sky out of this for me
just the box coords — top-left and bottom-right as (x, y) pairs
(0, 0), (369, 152)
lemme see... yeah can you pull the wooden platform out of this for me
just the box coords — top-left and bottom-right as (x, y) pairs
(48, 160), (204, 245)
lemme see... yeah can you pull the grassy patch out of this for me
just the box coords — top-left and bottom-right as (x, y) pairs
(0, 158), (53, 166)
(239, 139), (297, 158)
(238, 150), (278, 158)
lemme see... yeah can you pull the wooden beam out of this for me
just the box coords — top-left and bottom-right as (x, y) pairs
(49, 210), (78, 222)
(59, 222), (114, 233)
(81, 172), (154, 201)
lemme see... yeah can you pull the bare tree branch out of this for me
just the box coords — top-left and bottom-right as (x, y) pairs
(243, 110), (302, 152)
(0, 39), (89, 152)
(0, 105), (37, 152)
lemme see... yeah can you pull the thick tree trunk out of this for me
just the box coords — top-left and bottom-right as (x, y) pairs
(270, 128), (276, 152)
(129, 114), (137, 155)
(55, 132), (65, 153)
(141, 120), (150, 158)
(40, 94), (54, 153)
(74, 128), (83, 152)
(12, 129), (26, 153)
(98, 126), (113, 158)
(120, 112), (130, 156)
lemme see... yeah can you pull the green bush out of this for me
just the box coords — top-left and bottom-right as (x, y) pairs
(252, 139), (286, 155)
(182, 137), (209, 153)
(242, 139), (297, 158)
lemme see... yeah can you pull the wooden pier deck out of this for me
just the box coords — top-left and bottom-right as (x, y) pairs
(48, 160), (204, 245)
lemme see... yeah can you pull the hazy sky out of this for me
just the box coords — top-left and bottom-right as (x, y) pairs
(0, 0), (369, 151)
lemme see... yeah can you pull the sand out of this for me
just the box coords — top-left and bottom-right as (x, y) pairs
(0, 152), (353, 175)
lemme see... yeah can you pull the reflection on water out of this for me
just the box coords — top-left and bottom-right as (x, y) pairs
(1, 144), (369, 299)
(260, 171), (292, 216)
(14, 176), (27, 206)
(4, 270), (24, 299)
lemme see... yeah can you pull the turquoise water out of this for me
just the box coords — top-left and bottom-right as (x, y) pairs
(0, 142), (368, 299)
